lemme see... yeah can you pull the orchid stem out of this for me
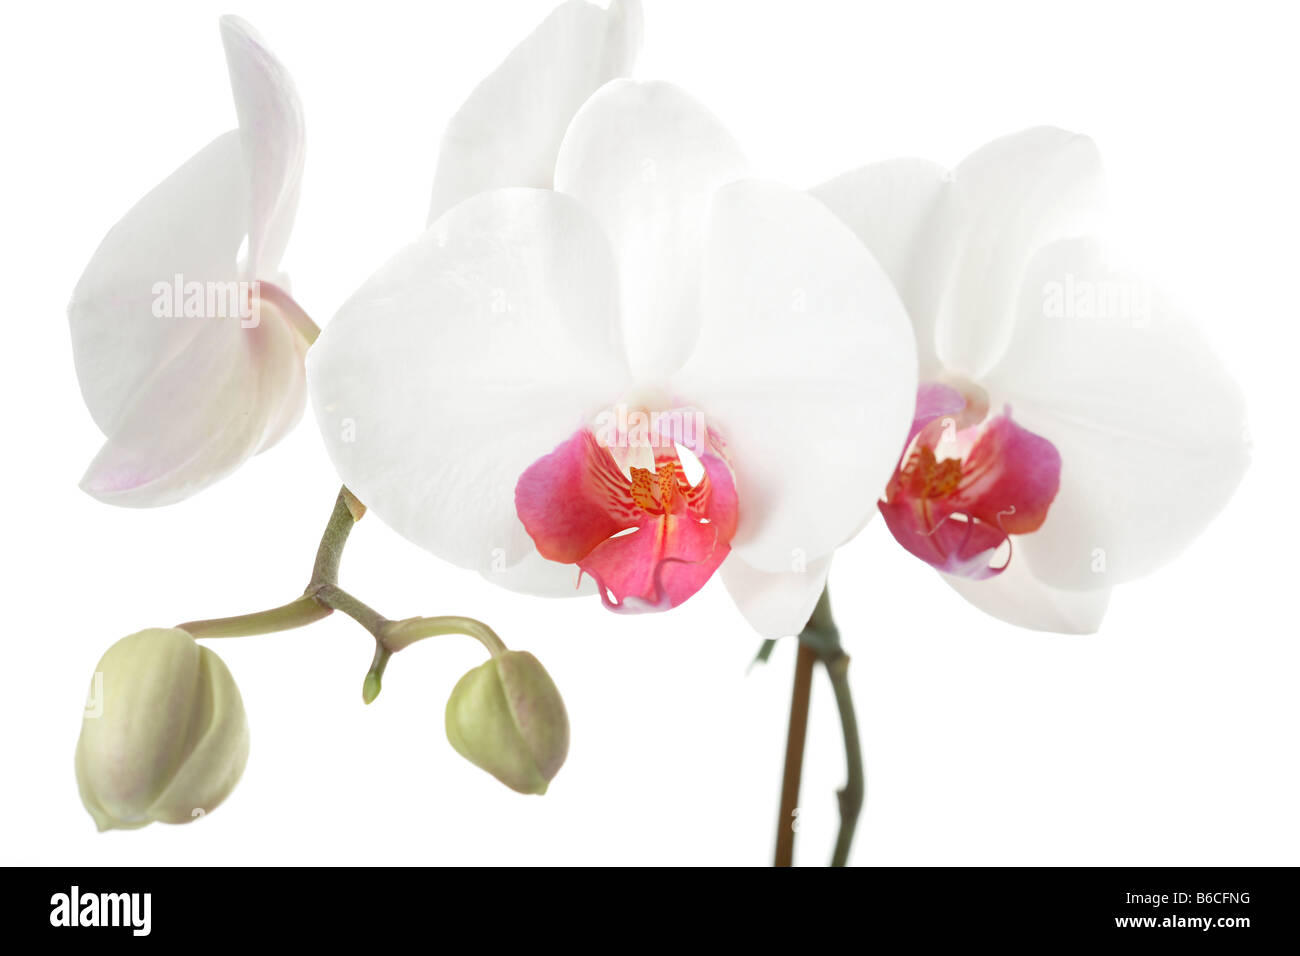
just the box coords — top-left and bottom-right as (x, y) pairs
(175, 485), (503, 705)
(179, 487), (362, 638)
(775, 641), (816, 867)
(178, 594), (331, 638)
(311, 583), (388, 637)
(309, 487), (364, 588)
(771, 584), (865, 867)
(381, 616), (507, 657)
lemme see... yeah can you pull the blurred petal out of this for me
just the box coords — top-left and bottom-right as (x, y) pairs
(674, 180), (917, 573)
(308, 188), (631, 573)
(428, 0), (643, 224)
(812, 158), (949, 377)
(554, 80), (748, 381)
(221, 15), (304, 277)
(943, 558), (1111, 634)
(985, 237), (1249, 589)
(721, 552), (831, 640)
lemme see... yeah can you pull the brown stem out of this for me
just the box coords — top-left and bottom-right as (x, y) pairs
(774, 640), (816, 867)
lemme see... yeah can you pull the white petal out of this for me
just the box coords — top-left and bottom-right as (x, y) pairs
(673, 180), (917, 573)
(69, 131), (307, 506)
(812, 158), (949, 377)
(931, 127), (1104, 379)
(721, 552), (831, 640)
(427, 0), (643, 224)
(220, 16), (304, 278)
(554, 80), (748, 381)
(942, 558), (1111, 634)
(984, 237), (1249, 590)
(80, 310), (305, 507)
(70, 133), (246, 436)
(308, 188), (632, 573)
(481, 548), (597, 598)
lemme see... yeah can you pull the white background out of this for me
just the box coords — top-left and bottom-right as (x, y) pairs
(2, 0), (1296, 866)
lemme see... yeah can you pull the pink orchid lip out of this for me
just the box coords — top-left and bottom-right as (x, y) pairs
(879, 381), (1061, 580)
(515, 405), (739, 612)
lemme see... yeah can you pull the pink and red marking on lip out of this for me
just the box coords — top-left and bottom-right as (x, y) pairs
(515, 409), (738, 611)
(878, 382), (1061, 579)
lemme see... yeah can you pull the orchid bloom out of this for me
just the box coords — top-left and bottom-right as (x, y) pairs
(308, 1), (917, 637)
(69, 16), (312, 506)
(814, 128), (1248, 633)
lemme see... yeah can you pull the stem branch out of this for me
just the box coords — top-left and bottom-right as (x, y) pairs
(178, 594), (330, 638)
(381, 615), (507, 657)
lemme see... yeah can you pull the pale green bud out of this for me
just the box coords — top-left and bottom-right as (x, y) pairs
(75, 628), (249, 831)
(445, 651), (568, 795)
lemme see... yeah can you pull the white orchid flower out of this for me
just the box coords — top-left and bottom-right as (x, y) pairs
(814, 127), (1249, 633)
(308, 2), (917, 638)
(69, 16), (313, 506)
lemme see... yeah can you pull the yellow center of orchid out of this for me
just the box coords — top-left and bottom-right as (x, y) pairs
(629, 461), (678, 514)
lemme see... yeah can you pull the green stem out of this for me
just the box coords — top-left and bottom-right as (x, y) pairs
(176, 486), (361, 638)
(823, 644), (864, 867)
(381, 615), (507, 657)
(170, 484), (505, 707)
(311, 583), (389, 638)
(178, 594), (331, 638)
(310, 488), (362, 588)
(798, 586), (865, 867)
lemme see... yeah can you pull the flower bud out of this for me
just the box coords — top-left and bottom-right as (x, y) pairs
(445, 651), (568, 795)
(75, 628), (249, 831)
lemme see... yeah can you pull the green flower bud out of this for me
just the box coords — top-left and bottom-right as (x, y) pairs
(75, 628), (249, 831)
(445, 651), (568, 795)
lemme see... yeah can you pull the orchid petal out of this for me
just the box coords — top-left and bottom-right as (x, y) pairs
(554, 80), (749, 381)
(220, 15), (305, 278)
(427, 0), (643, 224)
(69, 131), (308, 506)
(80, 306), (305, 507)
(515, 423), (737, 611)
(906, 381), (967, 447)
(933, 127), (1104, 379)
(812, 158), (949, 377)
(70, 133), (247, 438)
(70, 19), (308, 507)
(674, 180), (917, 573)
(878, 497), (1010, 580)
(879, 407), (1060, 580)
(949, 411), (1060, 535)
(308, 188), (631, 573)
(720, 552), (832, 640)
(985, 237), (1249, 589)
(942, 559), (1111, 634)
(480, 548), (597, 598)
